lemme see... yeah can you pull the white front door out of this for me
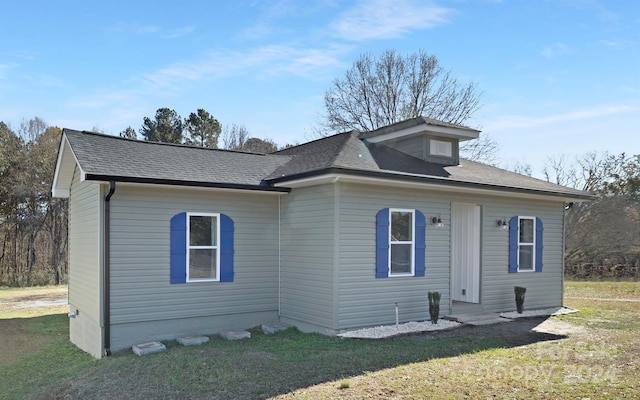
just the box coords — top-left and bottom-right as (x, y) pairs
(451, 203), (481, 303)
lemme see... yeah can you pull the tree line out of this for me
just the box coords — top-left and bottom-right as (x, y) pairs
(118, 108), (282, 153)
(547, 153), (640, 278)
(0, 119), (67, 286)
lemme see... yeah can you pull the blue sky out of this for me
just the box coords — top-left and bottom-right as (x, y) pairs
(1, 0), (638, 177)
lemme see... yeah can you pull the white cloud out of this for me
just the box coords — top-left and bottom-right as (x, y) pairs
(138, 44), (347, 90)
(540, 43), (571, 58)
(485, 105), (638, 132)
(330, 0), (452, 41)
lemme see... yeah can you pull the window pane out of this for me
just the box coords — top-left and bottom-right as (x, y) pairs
(391, 211), (412, 241)
(519, 245), (533, 270)
(190, 216), (216, 246)
(391, 243), (412, 274)
(519, 218), (534, 243)
(189, 249), (217, 279)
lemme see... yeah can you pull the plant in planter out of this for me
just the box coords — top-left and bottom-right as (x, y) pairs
(514, 286), (526, 314)
(428, 291), (441, 324)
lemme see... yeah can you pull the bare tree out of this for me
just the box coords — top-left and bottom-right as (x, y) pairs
(322, 49), (482, 133)
(560, 152), (640, 273)
(460, 134), (500, 165)
(321, 49), (498, 163)
(510, 161), (532, 177)
(221, 124), (251, 150)
(543, 154), (579, 187)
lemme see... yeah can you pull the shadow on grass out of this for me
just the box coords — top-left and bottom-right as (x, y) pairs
(42, 316), (567, 400)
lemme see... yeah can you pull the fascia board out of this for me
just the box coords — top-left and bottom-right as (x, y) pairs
(366, 124), (479, 143)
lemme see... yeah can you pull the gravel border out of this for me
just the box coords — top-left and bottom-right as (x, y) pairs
(337, 319), (462, 339)
(337, 307), (579, 339)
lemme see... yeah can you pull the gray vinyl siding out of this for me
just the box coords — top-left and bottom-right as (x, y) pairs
(68, 168), (103, 358)
(279, 184), (336, 331)
(107, 185), (280, 350)
(481, 200), (565, 312)
(387, 135), (425, 159)
(335, 183), (566, 329)
(336, 183), (451, 330)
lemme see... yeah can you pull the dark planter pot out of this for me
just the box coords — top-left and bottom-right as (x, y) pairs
(428, 291), (441, 324)
(515, 286), (526, 314)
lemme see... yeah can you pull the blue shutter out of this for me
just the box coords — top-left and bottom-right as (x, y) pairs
(414, 210), (426, 277)
(535, 217), (544, 272)
(219, 213), (234, 282)
(508, 216), (518, 273)
(375, 208), (390, 278)
(170, 212), (187, 284)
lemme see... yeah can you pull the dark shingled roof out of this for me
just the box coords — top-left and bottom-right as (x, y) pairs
(61, 126), (592, 200)
(64, 129), (292, 191)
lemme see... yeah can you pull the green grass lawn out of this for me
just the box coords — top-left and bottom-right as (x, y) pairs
(1, 281), (638, 399)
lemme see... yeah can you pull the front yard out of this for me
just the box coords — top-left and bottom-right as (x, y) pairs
(1, 280), (638, 399)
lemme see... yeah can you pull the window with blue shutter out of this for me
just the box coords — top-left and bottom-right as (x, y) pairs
(508, 216), (543, 273)
(170, 212), (234, 283)
(375, 208), (426, 278)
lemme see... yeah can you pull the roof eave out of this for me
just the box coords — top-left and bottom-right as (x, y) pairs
(267, 168), (594, 202)
(84, 174), (291, 193)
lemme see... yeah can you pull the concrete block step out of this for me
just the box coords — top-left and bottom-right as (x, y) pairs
(221, 330), (251, 340)
(261, 323), (289, 334)
(132, 341), (166, 356)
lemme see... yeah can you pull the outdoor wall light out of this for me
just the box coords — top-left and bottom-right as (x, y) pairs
(431, 214), (444, 228)
(496, 217), (508, 230)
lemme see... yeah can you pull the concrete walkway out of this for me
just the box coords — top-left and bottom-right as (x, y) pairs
(443, 312), (513, 326)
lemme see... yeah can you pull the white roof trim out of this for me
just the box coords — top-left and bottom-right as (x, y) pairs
(365, 123), (479, 144)
(274, 172), (587, 203)
(51, 133), (85, 198)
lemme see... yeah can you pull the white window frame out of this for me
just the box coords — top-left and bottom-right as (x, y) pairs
(186, 212), (220, 282)
(429, 139), (453, 157)
(517, 216), (535, 272)
(388, 208), (415, 277)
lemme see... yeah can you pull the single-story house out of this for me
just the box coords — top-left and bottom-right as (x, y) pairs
(52, 116), (592, 358)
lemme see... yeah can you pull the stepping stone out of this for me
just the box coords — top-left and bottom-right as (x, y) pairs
(177, 335), (210, 346)
(132, 341), (166, 356)
(261, 323), (289, 334)
(221, 330), (251, 340)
